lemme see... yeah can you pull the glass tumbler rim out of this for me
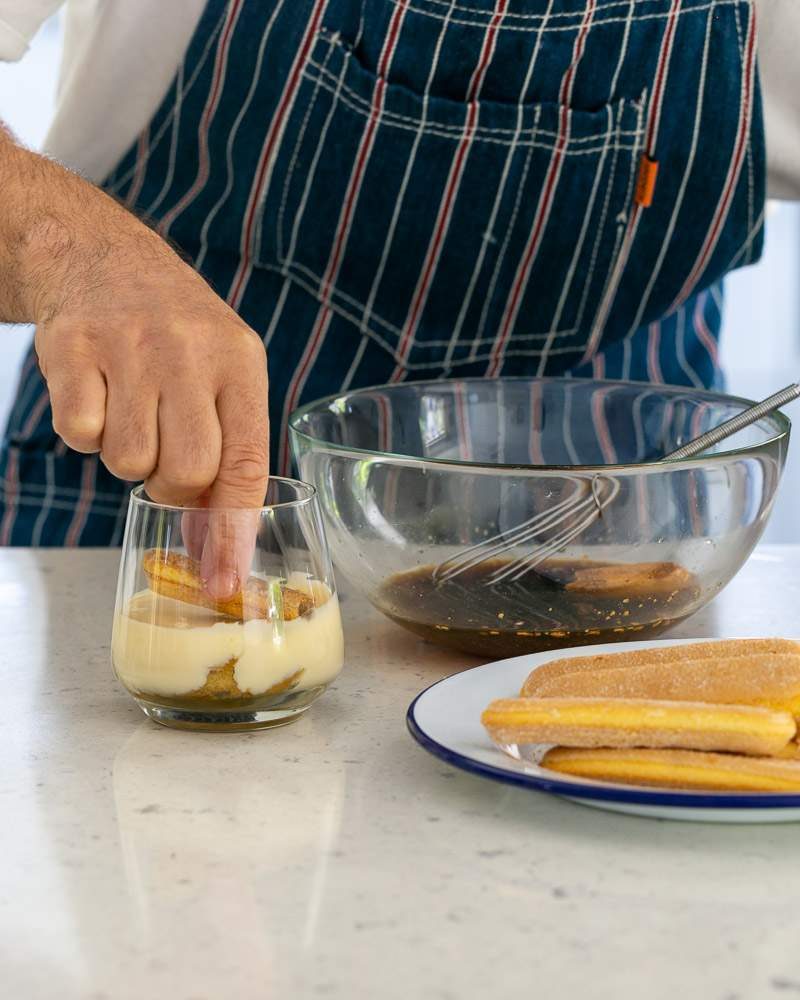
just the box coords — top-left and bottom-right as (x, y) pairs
(128, 478), (318, 513)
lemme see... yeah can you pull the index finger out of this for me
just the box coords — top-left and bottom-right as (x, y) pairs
(201, 366), (269, 600)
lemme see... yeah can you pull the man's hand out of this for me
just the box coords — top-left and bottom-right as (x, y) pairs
(0, 123), (269, 594)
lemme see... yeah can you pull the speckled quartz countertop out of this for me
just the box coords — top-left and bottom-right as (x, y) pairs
(3, 546), (800, 1000)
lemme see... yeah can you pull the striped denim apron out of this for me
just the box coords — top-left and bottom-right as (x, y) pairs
(0, 0), (765, 545)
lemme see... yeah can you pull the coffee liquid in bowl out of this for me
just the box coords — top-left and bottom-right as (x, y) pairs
(376, 559), (701, 657)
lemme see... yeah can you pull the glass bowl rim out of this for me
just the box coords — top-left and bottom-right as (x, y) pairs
(289, 376), (791, 473)
(128, 477), (317, 513)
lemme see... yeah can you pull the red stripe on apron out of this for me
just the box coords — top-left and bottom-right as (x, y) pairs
(319, 3), (409, 305)
(276, 3), (410, 474)
(670, 4), (757, 310)
(0, 447), (19, 546)
(0, 389), (53, 544)
(454, 380), (473, 462)
(125, 126), (151, 209)
(65, 458), (97, 547)
(592, 385), (617, 464)
(390, 0), (509, 377)
(487, 0), (597, 378)
(579, 0), (682, 365)
(646, 320), (663, 383)
(158, 0), (245, 236)
(229, 0), (331, 309)
(528, 380), (545, 465)
(692, 289), (719, 367)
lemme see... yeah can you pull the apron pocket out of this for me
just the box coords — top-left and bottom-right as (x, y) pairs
(260, 29), (646, 371)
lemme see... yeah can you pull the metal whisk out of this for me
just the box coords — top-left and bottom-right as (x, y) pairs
(433, 382), (800, 587)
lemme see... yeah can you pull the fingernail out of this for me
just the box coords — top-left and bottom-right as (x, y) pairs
(205, 570), (238, 599)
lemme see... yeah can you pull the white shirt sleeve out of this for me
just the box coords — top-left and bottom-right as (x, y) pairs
(0, 1), (64, 61)
(756, 0), (800, 200)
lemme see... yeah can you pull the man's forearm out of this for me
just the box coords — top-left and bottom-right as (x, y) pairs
(0, 122), (171, 325)
(0, 120), (271, 531)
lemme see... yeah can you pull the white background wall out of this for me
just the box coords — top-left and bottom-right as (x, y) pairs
(1, 17), (799, 540)
(0, 17), (60, 429)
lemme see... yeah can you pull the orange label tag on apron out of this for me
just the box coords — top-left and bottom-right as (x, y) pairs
(634, 155), (659, 208)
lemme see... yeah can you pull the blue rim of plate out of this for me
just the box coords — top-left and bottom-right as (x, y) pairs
(406, 673), (800, 810)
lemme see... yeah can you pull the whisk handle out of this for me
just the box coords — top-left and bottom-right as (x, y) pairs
(663, 383), (800, 461)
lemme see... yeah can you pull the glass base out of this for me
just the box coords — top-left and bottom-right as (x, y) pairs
(137, 700), (311, 732)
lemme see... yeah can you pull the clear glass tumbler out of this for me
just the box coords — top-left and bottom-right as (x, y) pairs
(112, 480), (344, 732)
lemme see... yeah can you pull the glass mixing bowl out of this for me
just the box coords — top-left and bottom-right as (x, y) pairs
(289, 378), (789, 658)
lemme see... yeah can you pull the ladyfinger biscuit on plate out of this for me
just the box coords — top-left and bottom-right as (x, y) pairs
(143, 549), (312, 621)
(481, 697), (796, 757)
(520, 638), (800, 696)
(541, 747), (800, 792)
(525, 652), (800, 716)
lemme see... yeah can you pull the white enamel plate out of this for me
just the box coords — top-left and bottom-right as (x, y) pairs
(407, 639), (800, 823)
